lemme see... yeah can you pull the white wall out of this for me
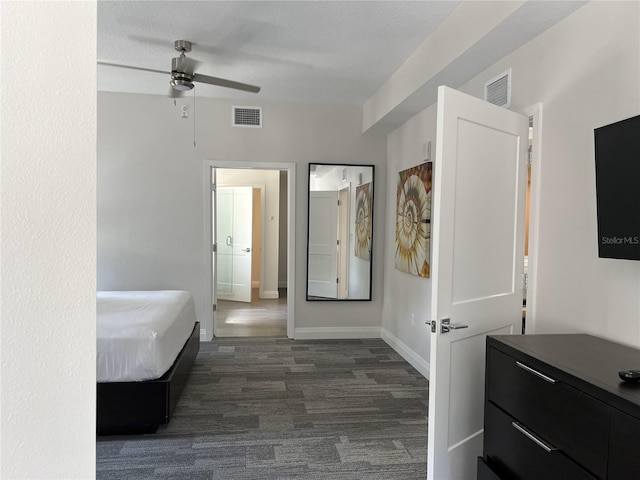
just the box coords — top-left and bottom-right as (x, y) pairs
(97, 93), (387, 337)
(382, 105), (437, 377)
(217, 168), (280, 297)
(383, 0), (640, 374)
(0, 2), (96, 478)
(458, 1), (640, 347)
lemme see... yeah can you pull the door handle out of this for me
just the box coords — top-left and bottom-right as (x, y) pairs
(242, 248), (251, 253)
(441, 318), (468, 334)
(226, 236), (232, 246)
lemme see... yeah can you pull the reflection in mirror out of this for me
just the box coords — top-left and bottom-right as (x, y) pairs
(307, 163), (374, 300)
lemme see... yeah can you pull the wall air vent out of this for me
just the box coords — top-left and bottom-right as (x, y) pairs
(484, 69), (511, 108)
(232, 106), (262, 128)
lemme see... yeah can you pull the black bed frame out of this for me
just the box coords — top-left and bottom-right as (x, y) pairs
(97, 322), (200, 435)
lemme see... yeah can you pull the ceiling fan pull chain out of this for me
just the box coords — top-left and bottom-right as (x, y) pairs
(192, 88), (196, 148)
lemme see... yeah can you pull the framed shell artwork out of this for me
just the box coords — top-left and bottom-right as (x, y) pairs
(395, 162), (432, 278)
(354, 182), (372, 261)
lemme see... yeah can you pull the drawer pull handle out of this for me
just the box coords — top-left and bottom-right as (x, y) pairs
(512, 422), (558, 453)
(516, 361), (558, 384)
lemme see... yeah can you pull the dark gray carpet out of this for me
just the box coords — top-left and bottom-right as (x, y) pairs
(96, 337), (429, 479)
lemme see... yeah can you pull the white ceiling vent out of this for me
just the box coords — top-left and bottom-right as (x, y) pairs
(484, 69), (511, 108)
(232, 106), (262, 128)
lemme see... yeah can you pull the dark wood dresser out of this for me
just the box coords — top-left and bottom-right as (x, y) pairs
(479, 334), (640, 480)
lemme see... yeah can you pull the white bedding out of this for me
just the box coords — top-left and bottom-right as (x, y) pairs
(97, 290), (197, 382)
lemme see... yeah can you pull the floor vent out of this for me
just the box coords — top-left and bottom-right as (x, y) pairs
(484, 69), (511, 108)
(233, 106), (262, 127)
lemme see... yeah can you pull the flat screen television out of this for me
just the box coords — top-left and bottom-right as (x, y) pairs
(594, 114), (640, 260)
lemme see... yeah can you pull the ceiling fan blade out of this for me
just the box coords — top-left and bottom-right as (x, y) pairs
(98, 61), (168, 76)
(193, 73), (260, 93)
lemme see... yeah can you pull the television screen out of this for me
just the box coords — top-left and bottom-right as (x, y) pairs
(594, 114), (640, 260)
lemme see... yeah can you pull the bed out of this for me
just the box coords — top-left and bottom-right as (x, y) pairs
(96, 290), (200, 435)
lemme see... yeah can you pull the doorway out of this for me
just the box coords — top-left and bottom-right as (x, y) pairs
(521, 103), (543, 334)
(216, 178), (283, 336)
(202, 161), (296, 341)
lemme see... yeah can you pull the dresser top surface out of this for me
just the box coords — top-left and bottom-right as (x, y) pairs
(490, 334), (640, 413)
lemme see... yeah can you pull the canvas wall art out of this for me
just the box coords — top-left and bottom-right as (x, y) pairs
(354, 182), (372, 261)
(395, 162), (432, 277)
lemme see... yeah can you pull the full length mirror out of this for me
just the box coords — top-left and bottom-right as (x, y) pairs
(307, 163), (375, 300)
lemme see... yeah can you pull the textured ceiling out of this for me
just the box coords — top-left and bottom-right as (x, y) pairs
(98, 1), (584, 110)
(97, 1), (461, 104)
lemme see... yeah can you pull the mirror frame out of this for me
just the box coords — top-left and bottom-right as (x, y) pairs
(306, 163), (375, 301)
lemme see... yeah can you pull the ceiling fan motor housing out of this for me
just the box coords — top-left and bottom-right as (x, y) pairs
(171, 52), (194, 91)
(171, 57), (193, 75)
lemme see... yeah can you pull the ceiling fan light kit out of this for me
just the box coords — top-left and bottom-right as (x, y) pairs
(170, 77), (194, 91)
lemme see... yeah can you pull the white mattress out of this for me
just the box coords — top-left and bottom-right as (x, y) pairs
(97, 290), (197, 382)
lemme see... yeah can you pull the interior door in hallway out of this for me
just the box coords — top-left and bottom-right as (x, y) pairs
(427, 86), (529, 480)
(217, 186), (253, 303)
(307, 190), (339, 298)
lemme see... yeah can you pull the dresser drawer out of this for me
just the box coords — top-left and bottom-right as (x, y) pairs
(608, 409), (640, 479)
(484, 402), (596, 480)
(487, 347), (609, 478)
(477, 457), (502, 480)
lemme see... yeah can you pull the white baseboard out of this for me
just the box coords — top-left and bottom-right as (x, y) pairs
(261, 290), (279, 299)
(200, 329), (213, 342)
(252, 280), (260, 288)
(294, 326), (381, 340)
(381, 328), (430, 380)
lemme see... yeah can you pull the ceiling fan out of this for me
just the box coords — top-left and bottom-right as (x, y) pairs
(98, 40), (261, 97)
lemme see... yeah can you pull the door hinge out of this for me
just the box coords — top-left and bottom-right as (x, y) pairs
(337, 199), (341, 206)
(212, 244), (217, 253)
(336, 278), (339, 284)
(522, 273), (529, 290)
(212, 304), (217, 312)
(527, 146), (533, 165)
(337, 239), (339, 245)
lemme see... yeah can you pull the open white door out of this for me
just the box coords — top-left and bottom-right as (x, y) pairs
(308, 190), (338, 298)
(427, 86), (528, 480)
(217, 186), (253, 303)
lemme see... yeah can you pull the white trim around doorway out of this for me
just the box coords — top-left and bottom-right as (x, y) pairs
(202, 160), (296, 341)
